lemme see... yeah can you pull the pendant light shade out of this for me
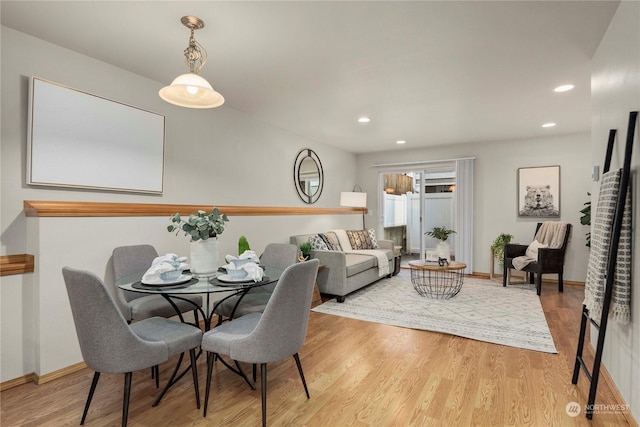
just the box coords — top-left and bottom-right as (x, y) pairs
(159, 16), (224, 109)
(159, 73), (224, 108)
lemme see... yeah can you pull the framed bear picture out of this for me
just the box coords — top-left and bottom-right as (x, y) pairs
(517, 165), (560, 217)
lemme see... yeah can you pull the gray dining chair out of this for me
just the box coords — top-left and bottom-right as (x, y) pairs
(202, 259), (319, 427)
(213, 243), (298, 321)
(112, 245), (203, 324)
(62, 267), (202, 427)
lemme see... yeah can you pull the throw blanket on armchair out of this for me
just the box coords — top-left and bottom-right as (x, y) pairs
(512, 221), (570, 270)
(584, 169), (631, 324)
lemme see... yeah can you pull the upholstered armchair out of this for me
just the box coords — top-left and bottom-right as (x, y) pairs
(503, 222), (572, 296)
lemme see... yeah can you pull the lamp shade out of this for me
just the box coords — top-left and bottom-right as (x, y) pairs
(159, 73), (225, 109)
(340, 191), (367, 208)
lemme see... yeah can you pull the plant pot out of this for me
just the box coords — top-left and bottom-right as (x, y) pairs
(436, 241), (451, 262)
(190, 238), (219, 276)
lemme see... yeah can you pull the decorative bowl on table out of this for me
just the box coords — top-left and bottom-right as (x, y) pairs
(159, 269), (183, 281)
(226, 268), (248, 280)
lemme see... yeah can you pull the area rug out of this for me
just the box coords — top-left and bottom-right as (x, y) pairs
(312, 274), (557, 353)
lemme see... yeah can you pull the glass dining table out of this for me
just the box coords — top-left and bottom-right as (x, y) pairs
(116, 265), (284, 401)
(116, 265), (284, 331)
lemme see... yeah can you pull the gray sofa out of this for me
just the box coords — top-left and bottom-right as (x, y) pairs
(290, 231), (395, 302)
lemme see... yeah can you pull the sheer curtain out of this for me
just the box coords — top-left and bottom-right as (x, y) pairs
(453, 158), (474, 274)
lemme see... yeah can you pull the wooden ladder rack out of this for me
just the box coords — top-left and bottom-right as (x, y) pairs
(571, 111), (637, 419)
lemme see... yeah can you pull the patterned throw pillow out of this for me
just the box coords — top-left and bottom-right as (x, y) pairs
(319, 232), (342, 251)
(367, 228), (380, 249)
(346, 229), (375, 250)
(309, 234), (329, 251)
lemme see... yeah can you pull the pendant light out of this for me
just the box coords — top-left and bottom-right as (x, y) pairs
(159, 16), (224, 109)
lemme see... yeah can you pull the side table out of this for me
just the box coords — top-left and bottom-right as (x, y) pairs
(393, 246), (402, 276)
(408, 260), (467, 299)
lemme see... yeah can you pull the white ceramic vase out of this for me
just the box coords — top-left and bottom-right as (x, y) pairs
(190, 238), (219, 276)
(436, 241), (451, 262)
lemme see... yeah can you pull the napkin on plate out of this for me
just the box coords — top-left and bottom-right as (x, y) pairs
(223, 261), (264, 282)
(142, 254), (189, 283)
(225, 250), (260, 265)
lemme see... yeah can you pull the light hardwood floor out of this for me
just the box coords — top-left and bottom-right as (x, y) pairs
(1, 270), (635, 426)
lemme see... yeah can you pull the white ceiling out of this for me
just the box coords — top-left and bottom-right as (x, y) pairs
(1, 1), (619, 153)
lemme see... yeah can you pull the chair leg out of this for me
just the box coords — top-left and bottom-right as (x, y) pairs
(536, 273), (542, 296)
(193, 309), (200, 328)
(260, 363), (268, 427)
(502, 266), (507, 287)
(189, 349), (200, 409)
(81, 371), (100, 425)
(253, 363), (257, 382)
(153, 365), (159, 388)
(122, 372), (133, 427)
(558, 271), (564, 293)
(293, 353), (310, 399)
(203, 352), (215, 418)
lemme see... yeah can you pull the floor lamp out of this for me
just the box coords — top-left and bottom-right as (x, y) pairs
(340, 188), (367, 229)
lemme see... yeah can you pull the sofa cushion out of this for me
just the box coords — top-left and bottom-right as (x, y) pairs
(319, 232), (342, 251)
(345, 253), (377, 276)
(347, 229), (376, 250)
(309, 234), (329, 251)
(367, 229), (380, 249)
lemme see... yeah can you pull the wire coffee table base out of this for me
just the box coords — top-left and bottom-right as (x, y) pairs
(408, 261), (467, 299)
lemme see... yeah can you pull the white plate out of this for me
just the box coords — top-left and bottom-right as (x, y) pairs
(217, 274), (254, 284)
(142, 274), (193, 286)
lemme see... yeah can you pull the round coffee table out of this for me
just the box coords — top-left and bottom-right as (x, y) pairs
(408, 260), (467, 299)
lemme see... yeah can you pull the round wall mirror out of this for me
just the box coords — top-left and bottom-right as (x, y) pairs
(294, 149), (324, 204)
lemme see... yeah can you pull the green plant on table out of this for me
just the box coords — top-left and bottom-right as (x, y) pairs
(167, 207), (229, 242)
(299, 242), (312, 259)
(238, 235), (251, 255)
(491, 233), (514, 269)
(425, 226), (456, 242)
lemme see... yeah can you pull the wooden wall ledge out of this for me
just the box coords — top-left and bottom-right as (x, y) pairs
(23, 200), (366, 218)
(0, 254), (35, 276)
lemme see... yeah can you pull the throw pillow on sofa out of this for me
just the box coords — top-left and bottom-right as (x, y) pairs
(347, 229), (376, 250)
(309, 234), (329, 251)
(319, 232), (342, 251)
(367, 229), (380, 249)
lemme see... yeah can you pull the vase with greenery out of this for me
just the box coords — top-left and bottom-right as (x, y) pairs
(491, 233), (514, 269)
(299, 241), (312, 261)
(580, 192), (591, 248)
(425, 226), (456, 261)
(167, 207), (229, 276)
(425, 226), (456, 242)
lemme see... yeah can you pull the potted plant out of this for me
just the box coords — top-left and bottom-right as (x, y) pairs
(168, 207), (229, 276)
(425, 226), (456, 261)
(491, 233), (514, 269)
(299, 241), (312, 261)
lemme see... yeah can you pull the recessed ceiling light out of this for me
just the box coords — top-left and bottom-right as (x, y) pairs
(396, 140), (406, 144)
(554, 84), (574, 92)
(542, 122), (556, 128)
(357, 117), (371, 123)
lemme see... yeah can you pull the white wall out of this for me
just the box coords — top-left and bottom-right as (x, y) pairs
(0, 26), (361, 381)
(591, 0), (639, 420)
(357, 133), (592, 281)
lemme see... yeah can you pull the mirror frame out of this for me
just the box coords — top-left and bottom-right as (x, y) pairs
(293, 148), (324, 204)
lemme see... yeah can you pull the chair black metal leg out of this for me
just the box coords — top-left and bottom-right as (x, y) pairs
(502, 267), (507, 287)
(154, 365), (159, 388)
(153, 353), (185, 407)
(558, 271), (564, 292)
(293, 353), (310, 399)
(81, 371), (100, 425)
(253, 363), (257, 382)
(536, 274), (542, 296)
(203, 352), (215, 417)
(189, 349), (200, 409)
(261, 363), (268, 427)
(122, 372), (132, 427)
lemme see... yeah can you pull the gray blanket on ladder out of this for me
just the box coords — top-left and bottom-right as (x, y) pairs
(583, 169), (632, 324)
